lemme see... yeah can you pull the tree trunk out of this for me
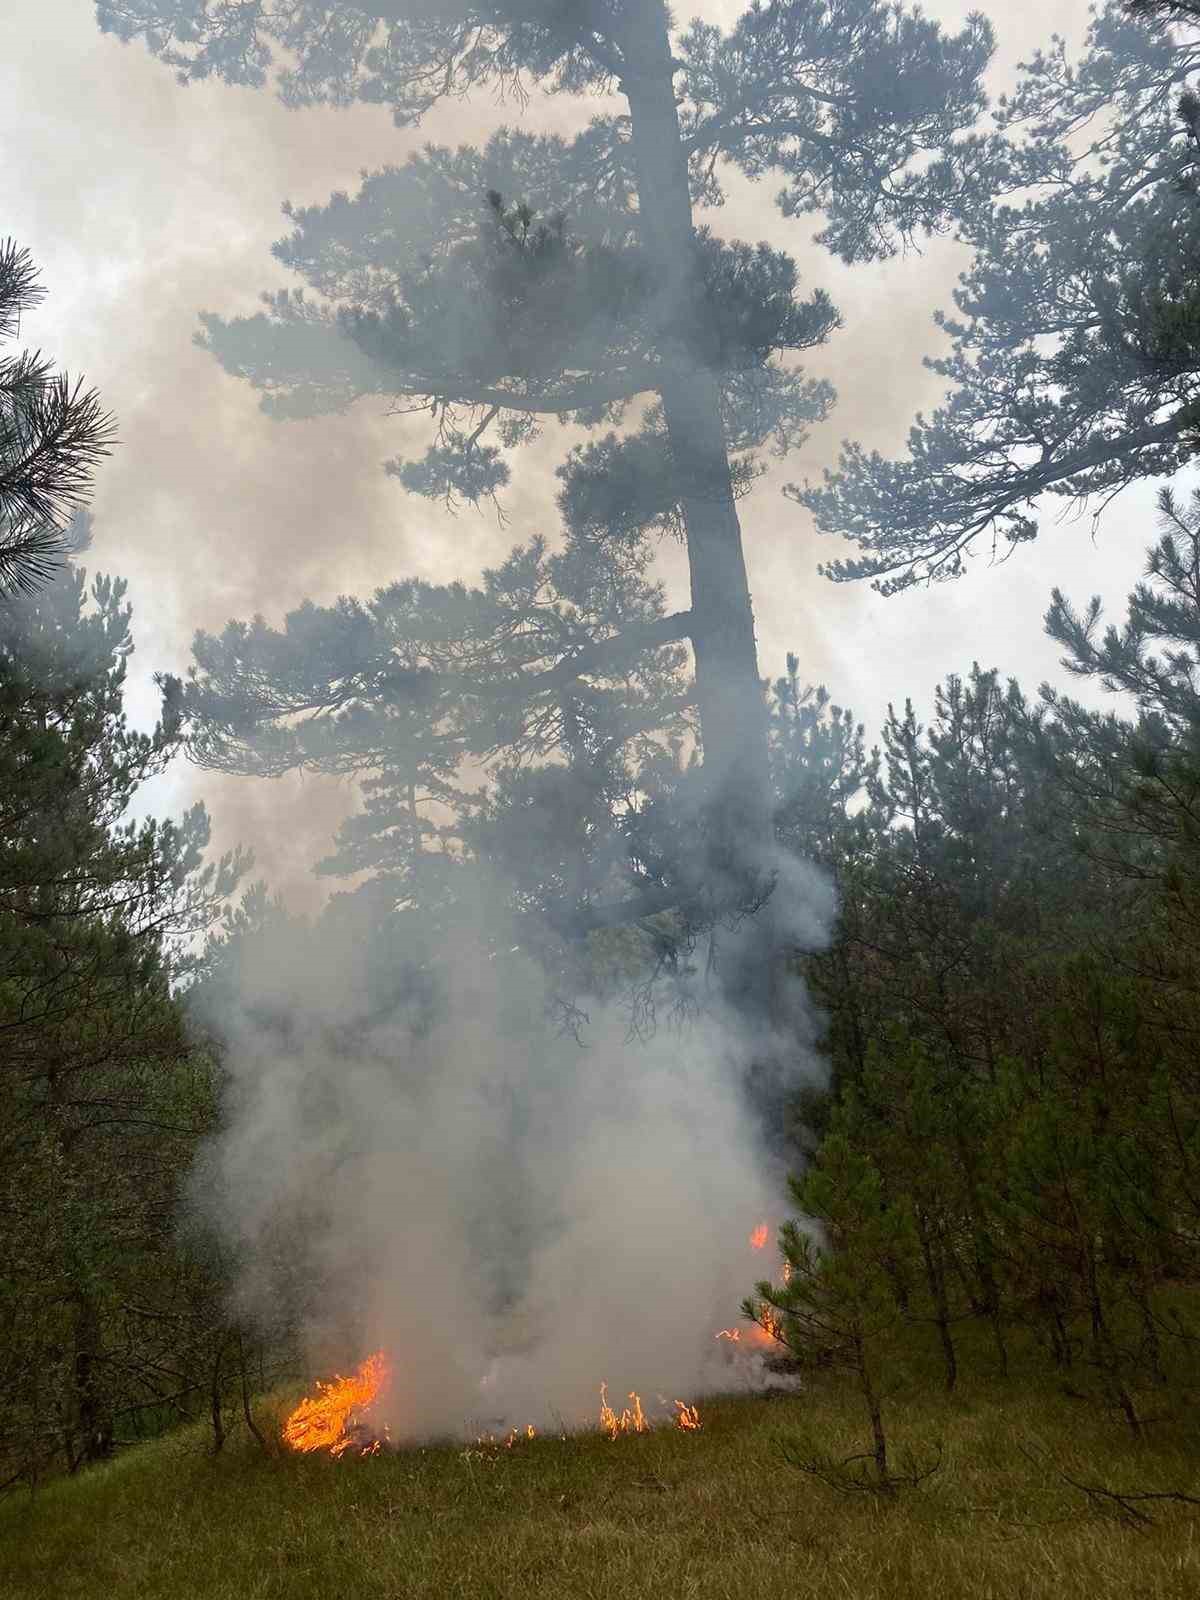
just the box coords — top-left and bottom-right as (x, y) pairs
(619, 2), (777, 1012)
(1039, 1282), (1073, 1369)
(237, 1331), (270, 1453)
(916, 1211), (958, 1393)
(853, 1331), (890, 1490)
(1084, 1245), (1142, 1439)
(71, 1288), (113, 1468)
(1131, 1269), (1166, 1386)
(952, 1127), (1008, 1376)
(210, 1334), (229, 1455)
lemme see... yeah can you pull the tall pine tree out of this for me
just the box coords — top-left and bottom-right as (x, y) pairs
(99, 0), (993, 1010)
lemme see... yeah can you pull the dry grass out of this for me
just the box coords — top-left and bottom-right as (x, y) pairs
(3, 1358), (1200, 1600)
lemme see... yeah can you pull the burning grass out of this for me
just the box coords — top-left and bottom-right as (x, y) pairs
(276, 1215), (781, 1463)
(597, 1384), (648, 1439)
(281, 1369), (700, 1460)
(282, 1352), (391, 1457)
(7, 1328), (1200, 1600)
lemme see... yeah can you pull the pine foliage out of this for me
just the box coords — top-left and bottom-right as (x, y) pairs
(0, 242), (114, 595)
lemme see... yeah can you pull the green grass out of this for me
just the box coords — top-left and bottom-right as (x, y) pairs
(3, 1364), (1200, 1600)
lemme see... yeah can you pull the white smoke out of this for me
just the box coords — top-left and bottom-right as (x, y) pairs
(192, 871), (829, 1442)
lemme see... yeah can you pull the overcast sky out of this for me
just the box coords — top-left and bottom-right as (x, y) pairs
(3, 0), (1156, 906)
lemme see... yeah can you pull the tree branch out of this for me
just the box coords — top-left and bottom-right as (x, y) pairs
(420, 364), (663, 416)
(526, 610), (693, 691)
(568, 881), (683, 932)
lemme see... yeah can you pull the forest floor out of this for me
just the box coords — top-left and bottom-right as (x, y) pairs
(3, 1349), (1200, 1600)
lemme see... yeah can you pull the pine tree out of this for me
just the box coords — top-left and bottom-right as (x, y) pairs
(1040, 481), (1200, 907)
(751, 1129), (918, 1489)
(1036, 484), (1200, 1333)
(0, 241), (115, 596)
(99, 0), (994, 1005)
(797, 1), (1200, 593)
(0, 555), (245, 1476)
(1128, 2), (1200, 23)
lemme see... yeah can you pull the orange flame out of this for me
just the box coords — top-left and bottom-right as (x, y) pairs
(753, 1301), (784, 1343)
(674, 1400), (701, 1431)
(750, 1222), (769, 1251)
(716, 1305), (783, 1349)
(282, 1351), (390, 1457)
(599, 1383), (648, 1439)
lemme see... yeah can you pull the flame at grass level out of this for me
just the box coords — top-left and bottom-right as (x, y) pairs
(283, 1362), (698, 1454)
(282, 1351), (390, 1457)
(280, 1215), (781, 1455)
(674, 1400), (701, 1431)
(599, 1384), (699, 1436)
(599, 1383), (648, 1438)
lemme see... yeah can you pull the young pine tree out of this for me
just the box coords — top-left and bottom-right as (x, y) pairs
(0, 554), (244, 1477)
(750, 1125), (918, 1489)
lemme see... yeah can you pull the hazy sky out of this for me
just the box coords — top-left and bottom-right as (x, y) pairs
(4, 0), (1150, 904)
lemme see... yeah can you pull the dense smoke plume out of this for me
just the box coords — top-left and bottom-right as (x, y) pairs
(194, 859), (831, 1439)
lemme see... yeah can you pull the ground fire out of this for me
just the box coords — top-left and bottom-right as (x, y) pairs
(673, 1400), (702, 1431)
(282, 1350), (391, 1457)
(598, 1385), (702, 1437)
(281, 1221), (789, 1456)
(599, 1383), (648, 1438)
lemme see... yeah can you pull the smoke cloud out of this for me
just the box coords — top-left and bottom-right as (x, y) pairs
(194, 864), (830, 1439)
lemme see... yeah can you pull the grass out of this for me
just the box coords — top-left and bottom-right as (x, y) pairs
(3, 1355), (1200, 1600)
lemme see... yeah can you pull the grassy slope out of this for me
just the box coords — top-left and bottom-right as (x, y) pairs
(4, 1360), (1200, 1600)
